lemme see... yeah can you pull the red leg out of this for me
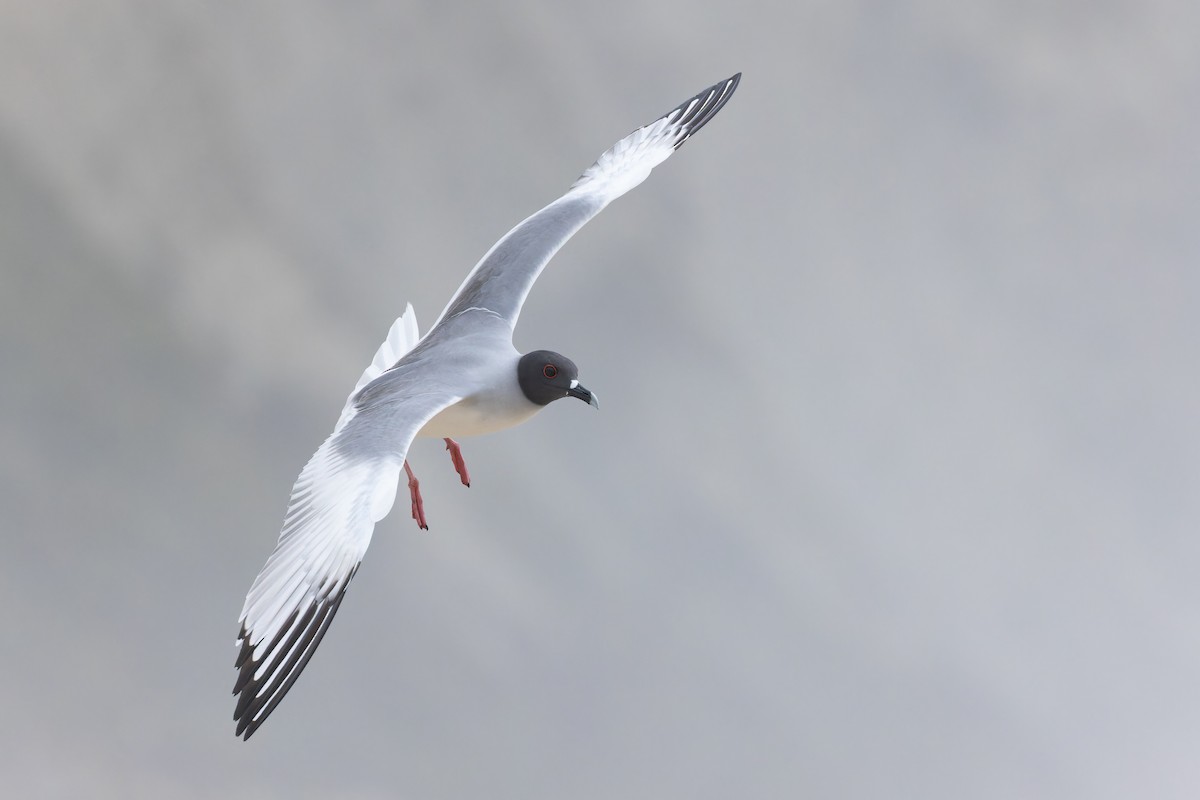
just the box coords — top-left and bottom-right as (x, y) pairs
(444, 438), (471, 487)
(404, 460), (428, 530)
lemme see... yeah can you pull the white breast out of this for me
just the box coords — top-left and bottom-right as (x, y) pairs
(416, 366), (541, 439)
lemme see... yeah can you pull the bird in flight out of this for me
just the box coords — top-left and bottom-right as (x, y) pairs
(233, 73), (741, 739)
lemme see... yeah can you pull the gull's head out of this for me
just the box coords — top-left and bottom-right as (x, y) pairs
(518, 350), (599, 409)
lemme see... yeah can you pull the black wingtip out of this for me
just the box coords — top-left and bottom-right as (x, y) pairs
(666, 73), (741, 150)
(232, 565), (361, 741)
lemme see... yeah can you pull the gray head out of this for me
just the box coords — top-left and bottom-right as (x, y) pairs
(518, 350), (599, 409)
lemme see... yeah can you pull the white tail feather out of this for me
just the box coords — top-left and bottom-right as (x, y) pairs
(333, 303), (420, 433)
(354, 303), (421, 395)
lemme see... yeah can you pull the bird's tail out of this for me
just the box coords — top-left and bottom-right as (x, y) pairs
(353, 303), (421, 395)
(333, 303), (421, 432)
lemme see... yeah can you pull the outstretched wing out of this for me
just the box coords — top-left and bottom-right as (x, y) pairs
(433, 73), (740, 332)
(233, 352), (458, 740)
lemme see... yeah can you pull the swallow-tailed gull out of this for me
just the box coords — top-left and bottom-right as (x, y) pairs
(233, 73), (741, 739)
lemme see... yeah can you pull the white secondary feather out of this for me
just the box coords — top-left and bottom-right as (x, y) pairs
(568, 116), (677, 200)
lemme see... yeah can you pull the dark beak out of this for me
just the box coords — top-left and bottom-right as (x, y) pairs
(567, 382), (599, 409)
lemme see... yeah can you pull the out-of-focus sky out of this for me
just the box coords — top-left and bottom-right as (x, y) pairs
(2, 2), (1197, 798)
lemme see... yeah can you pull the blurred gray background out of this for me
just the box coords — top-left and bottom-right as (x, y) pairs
(2, 1), (1198, 798)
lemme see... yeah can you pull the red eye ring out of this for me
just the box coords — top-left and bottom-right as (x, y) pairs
(543, 364), (558, 379)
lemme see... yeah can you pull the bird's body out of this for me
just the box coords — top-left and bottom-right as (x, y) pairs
(419, 374), (536, 439)
(366, 311), (529, 439)
(233, 73), (741, 739)
(413, 338), (532, 439)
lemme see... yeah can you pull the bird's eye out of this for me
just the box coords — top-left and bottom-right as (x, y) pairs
(543, 364), (558, 379)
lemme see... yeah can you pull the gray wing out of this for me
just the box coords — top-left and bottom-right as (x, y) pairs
(433, 73), (741, 332)
(233, 358), (463, 740)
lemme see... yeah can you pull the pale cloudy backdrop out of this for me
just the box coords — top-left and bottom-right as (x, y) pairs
(2, 2), (1198, 798)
